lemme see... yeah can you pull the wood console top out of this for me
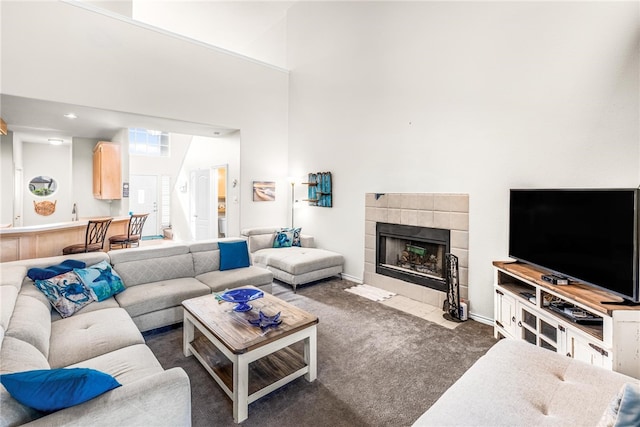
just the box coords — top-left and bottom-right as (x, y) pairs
(493, 261), (639, 316)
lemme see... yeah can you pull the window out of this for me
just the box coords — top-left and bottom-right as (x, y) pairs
(129, 128), (169, 156)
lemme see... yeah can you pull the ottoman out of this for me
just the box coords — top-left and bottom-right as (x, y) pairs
(252, 247), (343, 291)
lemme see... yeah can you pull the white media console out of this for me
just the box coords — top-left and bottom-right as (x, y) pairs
(493, 261), (640, 379)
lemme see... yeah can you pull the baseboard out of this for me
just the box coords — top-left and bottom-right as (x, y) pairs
(469, 312), (493, 326)
(340, 273), (362, 284)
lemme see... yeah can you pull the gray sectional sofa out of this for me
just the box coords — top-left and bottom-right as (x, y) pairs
(242, 227), (344, 291)
(0, 239), (273, 426)
(412, 339), (639, 426)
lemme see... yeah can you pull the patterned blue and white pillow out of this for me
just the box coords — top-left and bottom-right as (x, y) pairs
(286, 227), (302, 247)
(274, 228), (302, 247)
(34, 271), (94, 318)
(273, 230), (294, 248)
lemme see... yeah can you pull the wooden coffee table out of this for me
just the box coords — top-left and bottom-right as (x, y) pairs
(182, 287), (318, 423)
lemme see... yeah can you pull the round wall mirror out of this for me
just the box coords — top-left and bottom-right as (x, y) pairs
(28, 175), (58, 197)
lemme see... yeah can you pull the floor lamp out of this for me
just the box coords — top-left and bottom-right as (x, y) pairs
(290, 181), (295, 228)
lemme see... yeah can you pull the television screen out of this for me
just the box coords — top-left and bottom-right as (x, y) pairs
(509, 189), (639, 303)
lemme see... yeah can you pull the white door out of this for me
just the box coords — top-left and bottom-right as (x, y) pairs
(129, 175), (158, 237)
(189, 169), (217, 240)
(13, 167), (23, 227)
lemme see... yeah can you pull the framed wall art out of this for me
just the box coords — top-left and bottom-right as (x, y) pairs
(252, 181), (276, 202)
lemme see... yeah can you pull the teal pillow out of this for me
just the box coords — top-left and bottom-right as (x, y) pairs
(219, 241), (251, 271)
(273, 230), (293, 248)
(0, 368), (121, 412)
(74, 260), (125, 302)
(34, 271), (94, 318)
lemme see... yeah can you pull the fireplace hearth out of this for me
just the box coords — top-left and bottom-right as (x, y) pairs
(376, 222), (450, 292)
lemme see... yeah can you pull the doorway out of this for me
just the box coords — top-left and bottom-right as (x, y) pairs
(129, 175), (158, 237)
(189, 169), (217, 240)
(188, 165), (228, 240)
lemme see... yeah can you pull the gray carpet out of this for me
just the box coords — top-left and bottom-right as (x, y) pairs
(144, 279), (497, 426)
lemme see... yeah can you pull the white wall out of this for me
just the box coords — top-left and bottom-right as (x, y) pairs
(22, 142), (72, 225)
(1, 1), (289, 231)
(132, 1), (289, 68)
(286, 2), (639, 319)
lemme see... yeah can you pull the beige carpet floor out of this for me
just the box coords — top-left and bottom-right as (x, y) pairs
(144, 278), (497, 426)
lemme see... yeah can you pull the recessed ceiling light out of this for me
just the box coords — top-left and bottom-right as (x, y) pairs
(48, 138), (63, 145)
(64, 113), (77, 119)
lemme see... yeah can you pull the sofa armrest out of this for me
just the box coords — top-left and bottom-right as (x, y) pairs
(300, 234), (315, 248)
(23, 368), (191, 427)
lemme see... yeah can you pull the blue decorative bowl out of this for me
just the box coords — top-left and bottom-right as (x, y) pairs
(219, 289), (264, 312)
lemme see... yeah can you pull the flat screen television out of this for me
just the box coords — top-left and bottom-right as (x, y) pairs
(509, 188), (639, 304)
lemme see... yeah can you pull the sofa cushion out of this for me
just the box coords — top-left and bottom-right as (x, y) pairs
(412, 339), (632, 427)
(196, 266), (273, 293)
(0, 368), (121, 412)
(254, 247), (344, 275)
(74, 260), (125, 301)
(33, 271), (95, 318)
(219, 241), (251, 270)
(108, 243), (189, 264)
(0, 285), (18, 330)
(48, 308), (144, 368)
(113, 253), (195, 287)
(0, 336), (50, 373)
(69, 344), (164, 385)
(192, 250), (220, 276)
(5, 295), (52, 358)
(114, 277), (210, 318)
(241, 226), (280, 237)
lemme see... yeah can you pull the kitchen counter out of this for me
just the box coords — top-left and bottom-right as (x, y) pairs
(0, 217), (129, 262)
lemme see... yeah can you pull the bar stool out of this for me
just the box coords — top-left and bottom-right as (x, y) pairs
(62, 218), (113, 255)
(108, 213), (149, 250)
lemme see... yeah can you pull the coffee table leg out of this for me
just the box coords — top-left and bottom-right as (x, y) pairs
(304, 325), (317, 382)
(183, 313), (194, 357)
(233, 354), (249, 423)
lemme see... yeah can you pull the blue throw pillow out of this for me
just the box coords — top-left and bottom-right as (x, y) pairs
(0, 368), (121, 412)
(27, 260), (87, 281)
(219, 241), (251, 271)
(74, 260), (125, 302)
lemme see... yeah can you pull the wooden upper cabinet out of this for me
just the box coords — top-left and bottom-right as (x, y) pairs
(93, 141), (121, 199)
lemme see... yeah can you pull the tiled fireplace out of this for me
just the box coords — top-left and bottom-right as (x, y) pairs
(364, 193), (469, 308)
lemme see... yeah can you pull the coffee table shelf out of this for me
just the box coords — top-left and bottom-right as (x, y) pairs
(191, 333), (307, 396)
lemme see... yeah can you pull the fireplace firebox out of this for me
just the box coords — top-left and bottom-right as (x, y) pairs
(376, 222), (450, 292)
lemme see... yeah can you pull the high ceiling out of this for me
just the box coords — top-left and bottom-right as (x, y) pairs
(2, 1), (293, 144)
